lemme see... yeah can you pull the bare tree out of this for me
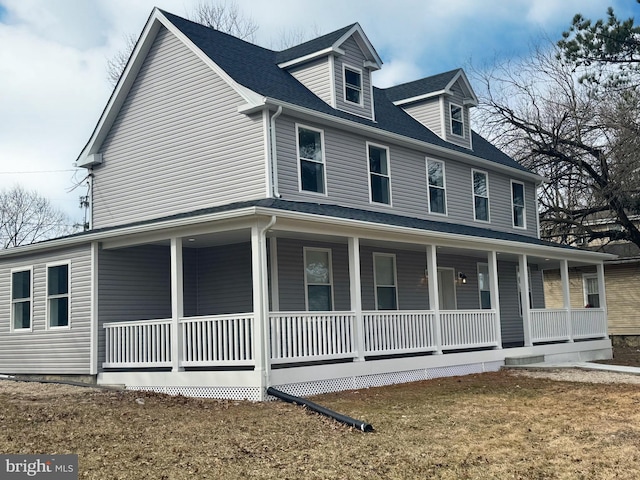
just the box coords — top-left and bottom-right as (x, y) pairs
(473, 43), (640, 249)
(0, 186), (74, 249)
(106, 2), (258, 86)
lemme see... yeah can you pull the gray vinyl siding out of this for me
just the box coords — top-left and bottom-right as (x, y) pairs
(276, 238), (350, 311)
(276, 114), (539, 237)
(93, 26), (266, 229)
(334, 37), (373, 119)
(443, 84), (472, 149)
(289, 57), (333, 106)
(0, 244), (92, 374)
(403, 98), (442, 137)
(497, 260), (524, 345)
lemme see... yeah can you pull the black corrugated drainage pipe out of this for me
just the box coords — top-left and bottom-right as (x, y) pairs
(267, 387), (374, 432)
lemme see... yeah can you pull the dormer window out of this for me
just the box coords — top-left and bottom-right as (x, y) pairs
(344, 66), (362, 105)
(450, 103), (464, 137)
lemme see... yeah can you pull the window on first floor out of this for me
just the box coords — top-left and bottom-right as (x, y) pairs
(472, 169), (489, 222)
(368, 143), (391, 205)
(48, 262), (70, 328)
(304, 248), (333, 311)
(477, 263), (491, 309)
(516, 265), (533, 316)
(297, 125), (326, 194)
(11, 268), (32, 331)
(344, 66), (362, 105)
(374, 253), (398, 310)
(427, 158), (447, 214)
(583, 274), (601, 308)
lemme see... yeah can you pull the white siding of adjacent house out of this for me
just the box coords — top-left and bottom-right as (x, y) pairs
(0, 244), (92, 374)
(334, 36), (373, 119)
(93, 26), (266, 229)
(276, 114), (539, 237)
(289, 57), (333, 106)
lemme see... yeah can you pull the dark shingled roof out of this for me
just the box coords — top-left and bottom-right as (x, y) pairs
(384, 69), (461, 102)
(159, 11), (531, 174)
(275, 23), (357, 64)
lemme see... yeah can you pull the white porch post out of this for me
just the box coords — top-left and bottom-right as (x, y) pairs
(426, 245), (443, 354)
(348, 236), (365, 361)
(251, 221), (271, 400)
(269, 238), (279, 312)
(596, 261), (608, 313)
(488, 251), (502, 349)
(519, 254), (533, 347)
(170, 237), (184, 372)
(560, 259), (573, 342)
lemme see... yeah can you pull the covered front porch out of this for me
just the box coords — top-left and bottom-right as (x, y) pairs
(96, 214), (610, 400)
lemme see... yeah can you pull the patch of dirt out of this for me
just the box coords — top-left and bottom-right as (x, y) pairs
(595, 344), (640, 367)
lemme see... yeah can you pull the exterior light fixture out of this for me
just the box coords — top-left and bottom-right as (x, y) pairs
(457, 272), (467, 285)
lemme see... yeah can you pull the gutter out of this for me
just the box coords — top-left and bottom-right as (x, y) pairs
(269, 106), (283, 198)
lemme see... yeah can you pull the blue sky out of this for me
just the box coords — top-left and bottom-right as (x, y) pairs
(0, 0), (638, 223)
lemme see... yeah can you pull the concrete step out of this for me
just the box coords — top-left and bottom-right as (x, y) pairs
(504, 355), (545, 366)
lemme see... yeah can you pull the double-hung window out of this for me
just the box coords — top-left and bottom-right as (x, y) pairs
(477, 263), (491, 309)
(427, 159), (447, 214)
(11, 268), (32, 331)
(344, 66), (362, 105)
(374, 253), (398, 310)
(368, 143), (391, 205)
(450, 103), (464, 137)
(48, 262), (70, 328)
(511, 181), (526, 228)
(304, 248), (333, 311)
(472, 169), (489, 222)
(297, 125), (326, 194)
(583, 274), (600, 308)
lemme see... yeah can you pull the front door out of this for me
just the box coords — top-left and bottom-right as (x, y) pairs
(438, 268), (457, 310)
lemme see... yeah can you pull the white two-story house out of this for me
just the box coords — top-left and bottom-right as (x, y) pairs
(0, 9), (613, 400)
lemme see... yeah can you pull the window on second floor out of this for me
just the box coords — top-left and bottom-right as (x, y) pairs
(472, 169), (489, 222)
(304, 248), (333, 311)
(427, 158), (447, 215)
(511, 180), (526, 228)
(47, 262), (70, 328)
(367, 143), (391, 205)
(374, 253), (398, 310)
(297, 125), (326, 195)
(344, 66), (362, 105)
(450, 103), (464, 137)
(11, 268), (32, 331)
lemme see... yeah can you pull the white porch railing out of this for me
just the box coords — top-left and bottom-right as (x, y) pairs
(103, 319), (172, 368)
(571, 308), (608, 340)
(440, 310), (499, 350)
(363, 311), (436, 355)
(269, 312), (356, 364)
(181, 314), (254, 366)
(530, 309), (571, 343)
(530, 308), (608, 343)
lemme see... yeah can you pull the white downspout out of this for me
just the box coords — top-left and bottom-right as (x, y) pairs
(260, 215), (276, 394)
(269, 106), (283, 198)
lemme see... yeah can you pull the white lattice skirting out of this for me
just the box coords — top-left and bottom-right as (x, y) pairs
(125, 361), (503, 401)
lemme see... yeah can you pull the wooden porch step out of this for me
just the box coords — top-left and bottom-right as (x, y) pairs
(504, 355), (545, 366)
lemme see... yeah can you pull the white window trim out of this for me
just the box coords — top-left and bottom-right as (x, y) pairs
(516, 265), (533, 317)
(296, 123), (328, 196)
(10, 266), (33, 333)
(426, 158), (448, 216)
(46, 260), (71, 330)
(449, 102), (464, 138)
(366, 142), (392, 206)
(477, 262), (490, 309)
(511, 180), (527, 229)
(303, 247), (334, 311)
(373, 253), (399, 310)
(582, 273), (600, 308)
(471, 169), (490, 223)
(343, 64), (363, 106)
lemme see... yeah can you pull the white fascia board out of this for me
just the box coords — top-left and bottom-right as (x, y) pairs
(392, 90), (446, 106)
(76, 8), (264, 165)
(334, 23), (383, 68)
(257, 97), (545, 183)
(253, 206), (616, 262)
(277, 47), (345, 69)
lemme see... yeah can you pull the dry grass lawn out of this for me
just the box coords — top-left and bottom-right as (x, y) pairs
(2, 367), (640, 479)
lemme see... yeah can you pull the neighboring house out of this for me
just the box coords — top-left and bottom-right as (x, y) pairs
(544, 217), (640, 344)
(0, 9), (613, 400)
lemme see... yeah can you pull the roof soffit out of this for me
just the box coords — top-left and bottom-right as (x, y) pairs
(76, 8), (265, 164)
